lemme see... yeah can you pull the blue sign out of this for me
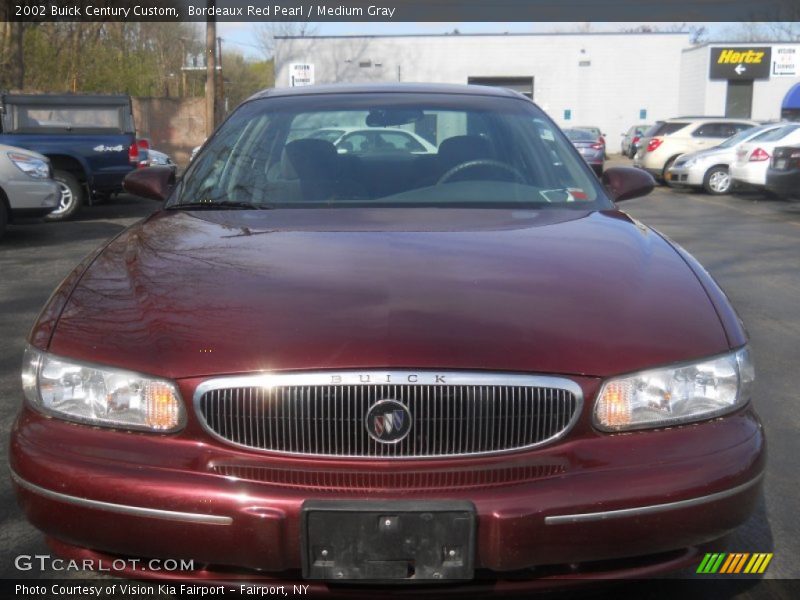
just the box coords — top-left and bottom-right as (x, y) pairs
(564, 109), (572, 121)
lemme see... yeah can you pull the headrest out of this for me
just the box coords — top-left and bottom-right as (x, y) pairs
(280, 138), (338, 180)
(437, 135), (493, 171)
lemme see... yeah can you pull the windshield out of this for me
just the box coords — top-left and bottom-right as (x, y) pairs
(752, 123), (800, 142)
(177, 93), (609, 210)
(647, 122), (690, 137)
(717, 126), (760, 148)
(564, 129), (596, 141)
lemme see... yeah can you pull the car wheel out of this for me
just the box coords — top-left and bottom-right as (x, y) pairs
(703, 166), (732, 195)
(46, 171), (84, 221)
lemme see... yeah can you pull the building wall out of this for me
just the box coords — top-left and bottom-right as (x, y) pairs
(678, 47), (708, 116)
(132, 97), (206, 166)
(685, 43), (800, 121)
(275, 33), (690, 152)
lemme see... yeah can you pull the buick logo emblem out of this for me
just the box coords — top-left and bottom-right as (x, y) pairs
(365, 400), (412, 444)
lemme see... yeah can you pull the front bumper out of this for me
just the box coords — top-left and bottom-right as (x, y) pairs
(9, 402), (765, 584)
(2, 177), (59, 213)
(666, 165), (705, 187)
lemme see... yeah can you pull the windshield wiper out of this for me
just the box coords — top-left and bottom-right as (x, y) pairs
(167, 201), (273, 211)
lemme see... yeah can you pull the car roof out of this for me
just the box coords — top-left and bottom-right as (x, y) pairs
(1, 93), (131, 106)
(665, 117), (755, 122)
(247, 82), (526, 102)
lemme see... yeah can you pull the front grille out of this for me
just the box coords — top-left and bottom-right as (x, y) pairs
(195, 372), (582, 458)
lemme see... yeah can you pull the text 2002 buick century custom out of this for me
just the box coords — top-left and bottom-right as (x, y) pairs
(11, 84), (764, 590)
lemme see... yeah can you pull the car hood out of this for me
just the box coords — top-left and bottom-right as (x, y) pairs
(677, 146), (733, 162)
(47, 208), (730, 380)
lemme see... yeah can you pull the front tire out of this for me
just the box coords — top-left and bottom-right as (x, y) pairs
(46, 171), (84, 221)
(703, 166), (732, 195)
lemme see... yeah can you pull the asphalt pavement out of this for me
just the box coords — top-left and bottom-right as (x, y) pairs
(1, 164), (798, 595)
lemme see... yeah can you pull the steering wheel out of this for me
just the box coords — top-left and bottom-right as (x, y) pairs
(436, 159), (527, 185)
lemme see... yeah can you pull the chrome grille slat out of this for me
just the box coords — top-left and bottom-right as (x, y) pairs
(195, 372), (582, 459)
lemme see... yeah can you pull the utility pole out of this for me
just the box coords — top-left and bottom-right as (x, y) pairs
(205, 3), (217, 137)
(216, 36), (225, 122)
(179, 38), (188, 98)
(10, 21), (24, 89)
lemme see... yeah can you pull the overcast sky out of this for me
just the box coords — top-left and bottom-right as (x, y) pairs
(217, 21), (750, 58)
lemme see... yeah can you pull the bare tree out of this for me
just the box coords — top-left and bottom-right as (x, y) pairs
(715, 22), (800, 42)
(254, 22), (318, 59)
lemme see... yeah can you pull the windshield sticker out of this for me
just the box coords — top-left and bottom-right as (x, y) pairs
(539, 188), (591, 203)
(567, 188), (590, 200)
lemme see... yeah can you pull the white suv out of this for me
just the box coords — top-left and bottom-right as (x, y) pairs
(634, 118), (757, 181)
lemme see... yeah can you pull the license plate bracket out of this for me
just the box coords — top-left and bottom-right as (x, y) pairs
(301, 500), (475, 582)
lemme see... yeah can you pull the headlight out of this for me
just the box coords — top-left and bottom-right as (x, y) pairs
(682, 157), (697, 168)
(594, 347), (754, 432)
(9, 152), (50, 179)
(22, 346), (185, 432)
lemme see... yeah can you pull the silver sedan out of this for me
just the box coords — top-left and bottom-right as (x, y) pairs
(667, 124), (783, 195)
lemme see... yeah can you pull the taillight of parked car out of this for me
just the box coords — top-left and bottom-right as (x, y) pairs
(646, 138), (663, 153)
(748, 148), (770, 162)
(632, 136), (640, 145)
(128, 142), (139, 165)
(130, 139), (150, 168)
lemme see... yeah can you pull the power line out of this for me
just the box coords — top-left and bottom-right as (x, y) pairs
(220, 38), (263, 51)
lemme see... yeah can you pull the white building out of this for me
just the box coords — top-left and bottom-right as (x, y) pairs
(275, 32), (800, 151)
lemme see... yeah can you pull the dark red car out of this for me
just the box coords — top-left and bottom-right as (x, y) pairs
(11, 84), (764, 591)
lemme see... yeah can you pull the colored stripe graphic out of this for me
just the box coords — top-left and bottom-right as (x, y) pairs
(698, 553), (773, 574)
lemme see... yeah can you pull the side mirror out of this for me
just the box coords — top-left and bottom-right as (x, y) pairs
(602, 167), (655, 202)
(123, 166), (175, 202)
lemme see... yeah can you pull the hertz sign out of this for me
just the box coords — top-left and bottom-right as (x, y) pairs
(709, 47), (772, 80)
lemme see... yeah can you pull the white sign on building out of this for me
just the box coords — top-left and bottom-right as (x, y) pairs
(289, 63), (315, 87)
(772, 46), (798, 77)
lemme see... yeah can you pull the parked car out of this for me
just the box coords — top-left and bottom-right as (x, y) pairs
(730, 123), (800, 191)
(0, 93), (143, 221)
(666, 123), (783, 195)
(634, 118), (757, 182)
(308, 127), (437, 154)
(621, 124), (651, 158)
(765, 145), (800, 199)
(146, 148), (177, 171)
(11, 83), (763, 588)
(564, 127), (604, 174)
(0, 144), (60, 238)
(574, 126), (606, 156)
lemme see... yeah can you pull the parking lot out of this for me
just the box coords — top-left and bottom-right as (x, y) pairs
(1, 160), (799, 591)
